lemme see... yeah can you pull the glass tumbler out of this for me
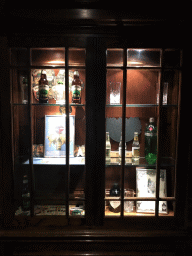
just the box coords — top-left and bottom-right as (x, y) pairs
(110, 82), (121, 105)
(124, 189), (134, 213)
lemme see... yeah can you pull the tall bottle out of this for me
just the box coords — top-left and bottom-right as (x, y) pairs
(72, 70), (82, 104)
(119, 132), (126, 158)
(39, 70), (49, 103)
(106, 132), (111, 164)
(145, 117), (157, 164)
(132, 132), (140, 164)
(22, 175), (30, 211)
(109, 183), (121, 213)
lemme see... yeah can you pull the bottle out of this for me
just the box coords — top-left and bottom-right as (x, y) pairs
(132, 132), (140, 164)
(106, 132), (111, 164)
(72, 70), (82, 104)
(119, 132), (126, 158)
(39, 70), (49, 103)
(145, 117), (157, 164)
(56, 136), (62, 151)
(109, 183), (121, 213)
(22, 175), (30, 211)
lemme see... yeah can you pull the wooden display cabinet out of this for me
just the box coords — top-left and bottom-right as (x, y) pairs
(0, 7), (190, 255)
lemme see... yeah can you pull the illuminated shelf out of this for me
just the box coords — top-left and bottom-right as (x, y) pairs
(23, 157), (85, 165)
(12, 103), (85, 107)
(106, 157), (175, 167)
(106, 104), (178, 107)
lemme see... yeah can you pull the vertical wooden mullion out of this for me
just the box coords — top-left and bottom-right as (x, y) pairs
(174, 53), (182, 216)
(65, 47), (70, 222)
(155, 49), (165, 217)
(28, 48), (34, 217)
(120, 48), (127, 217)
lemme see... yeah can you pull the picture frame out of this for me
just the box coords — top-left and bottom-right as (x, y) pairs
(136, 168), (168, 214)
(44, 115), (75, 157)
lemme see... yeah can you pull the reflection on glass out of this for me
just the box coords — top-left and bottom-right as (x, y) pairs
(107, 49), (123, 67)
(31, 48), (65, 66)
(127, 49), (161, 67)
(69, 48), (86, 66)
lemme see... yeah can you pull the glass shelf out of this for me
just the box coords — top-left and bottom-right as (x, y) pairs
(12, 103), (86, 107)
(23, 157), (85, 165)
(106, 104), (178, 108)
(106, 157), (175, 167)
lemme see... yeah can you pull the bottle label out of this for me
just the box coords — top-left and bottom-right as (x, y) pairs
(57, 140), (62, 150)
(110, 200), (121, 209)
(145, 132), (157, 136)
(39, 85), (49, 99)
(132, 147), (140, 157)
(72, 87), (81, 98)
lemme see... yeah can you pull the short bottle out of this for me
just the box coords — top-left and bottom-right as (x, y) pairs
(22, 175), (30, 211)
(145, 117), (157, 164)
(72, 70), (82, 104)
(109, 183), (121, 213)
(106, 132), (111, 164)
(39, 70), (49, 103)
(132, 132), (140, 164)
(56, 136), (62, 151)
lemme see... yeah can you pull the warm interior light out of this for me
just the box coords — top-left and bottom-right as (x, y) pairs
(48, 60), (65, 64)
(127, 61), (143, 65)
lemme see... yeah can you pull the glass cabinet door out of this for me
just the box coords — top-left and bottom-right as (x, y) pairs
(105, 48), (181, 218)
(10, 47), (86, 218)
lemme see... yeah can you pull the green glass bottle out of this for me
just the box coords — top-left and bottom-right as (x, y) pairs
(145, 117), (157, 165)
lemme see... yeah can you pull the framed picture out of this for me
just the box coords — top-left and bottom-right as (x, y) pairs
(136, 168), (168, 214)
(44, 115), (75, 157)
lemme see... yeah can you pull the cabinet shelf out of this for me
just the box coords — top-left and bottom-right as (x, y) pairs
(12, 103), (86, 107)
(106, 157), (175, 167)
(106, 104), (178, 108)
(23, 157), (85, 165)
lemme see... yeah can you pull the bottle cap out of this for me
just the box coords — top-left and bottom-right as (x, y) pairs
(134, 132), (138, 135)
(74, 70), (79, 76)
(149, 117), (154, 123)
(41, 70), (46, 75)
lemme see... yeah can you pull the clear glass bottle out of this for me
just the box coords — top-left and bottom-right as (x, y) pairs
(132, 132), (140, 164)
(119, 132), (126, 158)
(72, 70), (82, 104)
(106, 132), (111, 164)
(145, 117), (157, 164)
(39, 70), (49, 103)
(22, 175), (30, 212)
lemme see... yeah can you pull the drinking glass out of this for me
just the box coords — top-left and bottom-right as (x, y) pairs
(124, 189), (134, 213)
(110, 82), (121, 105)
